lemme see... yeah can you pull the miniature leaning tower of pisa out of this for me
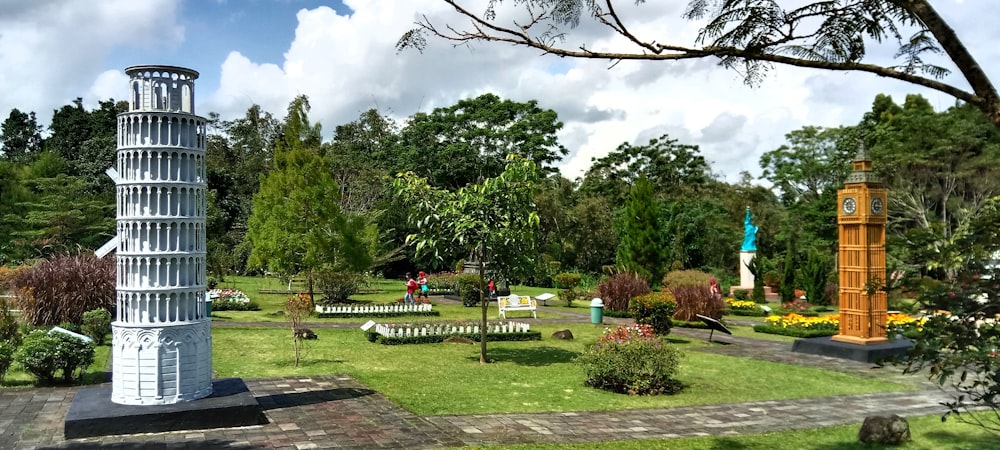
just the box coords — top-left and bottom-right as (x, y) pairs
(111, 65), (213, 405)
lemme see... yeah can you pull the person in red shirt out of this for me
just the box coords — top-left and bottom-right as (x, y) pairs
(404, 273), (417, 305)
(487, 279), (496, 300)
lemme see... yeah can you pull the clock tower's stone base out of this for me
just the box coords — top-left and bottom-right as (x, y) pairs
(792, 336), (911, 363)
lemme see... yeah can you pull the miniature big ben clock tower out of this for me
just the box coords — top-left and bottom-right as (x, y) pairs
(832, 146), (889, 344)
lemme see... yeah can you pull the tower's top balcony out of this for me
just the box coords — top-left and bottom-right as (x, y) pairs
(125, 65), (199, 115)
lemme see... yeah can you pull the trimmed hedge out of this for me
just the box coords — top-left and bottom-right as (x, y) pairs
(316, 311), (441, 319)
(366, 331), (542, 345)
(724, 308), (768, 317)
(752, 324), (837, 338)
(211, 300), (261, 311)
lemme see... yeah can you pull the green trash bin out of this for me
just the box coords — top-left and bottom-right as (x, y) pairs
(206, 293), (217, 318)
(590, 298), (604, 324)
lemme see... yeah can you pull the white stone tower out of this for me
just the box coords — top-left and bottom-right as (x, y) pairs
(111, 65), (213, 405)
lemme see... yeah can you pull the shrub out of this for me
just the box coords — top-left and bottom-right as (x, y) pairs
(802, 251), (832, 306)
(732, 289), (749, 301)
(577, 324), (683, 395)
(206, 277), (219, 290)
(426, 272), (458, 293)
(0, 265), (29, 290)
(81, 309), (112, 345)
(14, 330), (95, 385)
(0, 297), (21, 347)
(661, 270), (712, 289)
(57, 322), (81, 334)
(212, 300), (261, 311)
(553, 272), (582, 290)
(0, 341), (15, 382)
(596, 272), (651, 312)
(669, 284), (724, 321)
(11, 254), (115, 325)
(744, 256), (767, 303)
(455, 274), (483, 307)
(629, 292), (676, 335)
(316, 270), (363, 304)
(557, 289), (578, 307)
(763, 270), (781, 289)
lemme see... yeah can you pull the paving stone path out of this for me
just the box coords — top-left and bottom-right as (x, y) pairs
(0, 301), (958, 449)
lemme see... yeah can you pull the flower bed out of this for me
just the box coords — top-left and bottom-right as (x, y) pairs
(365, 320), (540, 345)
(725, 299), (768, 316)
(754, 312), (922, 338)
(315, 303), (439, 318)
(207, 288), (260, 311)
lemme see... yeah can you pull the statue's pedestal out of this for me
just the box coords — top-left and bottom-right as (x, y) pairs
(65, 378), (267, 439)
(739, 251), (755, 288)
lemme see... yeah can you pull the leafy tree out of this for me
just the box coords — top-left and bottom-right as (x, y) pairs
(760, 126), (855, 204)
(3, 153), (113, 258)
(400, 1), (1000, 128)
(579, 133), (708, 206)
(206, 104), (282, 276)
(867, 95), (1000, 279)
(393, 155), (540, 363)
(801, 250), (832, 306)
(902, 195), (1000, 432)
(0, 108), (44, 165)
(660, 197), (740, 272)
(534, 175), (576, 267)
(760, 125), (856, 253)
(393, 93), (566, 190)
(616, 175), (664, 285)
(247, 97), (370, 301)
(566, 195), (617, 274)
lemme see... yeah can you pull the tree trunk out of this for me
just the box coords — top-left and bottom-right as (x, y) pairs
(478, 246), (488, 364)
(908, 0), (1000, 129)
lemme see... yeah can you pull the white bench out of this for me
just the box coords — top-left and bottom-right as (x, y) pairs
(498, 295), (537, 319)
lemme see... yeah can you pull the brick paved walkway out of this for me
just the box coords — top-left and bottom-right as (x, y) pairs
(0, 304), (956, 449)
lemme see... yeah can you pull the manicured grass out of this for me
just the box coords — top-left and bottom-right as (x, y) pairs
(211, 323), (914, 416)
(457, 412), (998, 449)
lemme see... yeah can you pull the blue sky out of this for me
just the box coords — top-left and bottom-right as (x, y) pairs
(1, 0), (998, 180)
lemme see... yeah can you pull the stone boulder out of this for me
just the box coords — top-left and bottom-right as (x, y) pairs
(294, 328), (318, 340)
(551, 329), (574, 340)
(443, 336), (475, 344)
(858, 415), (910, 445)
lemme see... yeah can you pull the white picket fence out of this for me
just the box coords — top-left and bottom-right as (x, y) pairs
(315, 303), (432, 314)
(373, 321), (531, 338)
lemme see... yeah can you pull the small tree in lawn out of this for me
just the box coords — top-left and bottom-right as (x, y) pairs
(285, 293), (313, 367)
(393, 155), (540, 363)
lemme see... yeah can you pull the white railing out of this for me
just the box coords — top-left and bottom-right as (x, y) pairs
(373, 321), (531, 338)
(315, 303), (432, 314)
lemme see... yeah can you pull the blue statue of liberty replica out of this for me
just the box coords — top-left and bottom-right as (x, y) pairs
(742, 207), (758, 252)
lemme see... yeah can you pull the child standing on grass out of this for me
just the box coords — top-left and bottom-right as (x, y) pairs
(418, 271), (429, 300)
(404, 273), (417, 305)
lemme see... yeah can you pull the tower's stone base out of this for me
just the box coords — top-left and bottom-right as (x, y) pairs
(791, 336), (912, 364)
(65, 378), (267, 439)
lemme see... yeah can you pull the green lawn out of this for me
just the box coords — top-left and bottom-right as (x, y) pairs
(457, 412), (999, 449)
(211, 323), (914, 416)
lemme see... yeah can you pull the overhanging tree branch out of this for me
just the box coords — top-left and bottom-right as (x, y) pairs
(399, 0), (1000, 128)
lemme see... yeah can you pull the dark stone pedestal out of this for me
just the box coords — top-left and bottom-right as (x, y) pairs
(65, 378), (268, 439)
(791, 336), (912, 364)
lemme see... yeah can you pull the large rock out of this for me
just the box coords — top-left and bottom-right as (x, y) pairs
(858, 415), (910, 445)
(552, 329), (574, 340)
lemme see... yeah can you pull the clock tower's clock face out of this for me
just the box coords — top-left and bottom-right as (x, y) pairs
(842, 197), (857, 214)
(871, 197), (884, 215)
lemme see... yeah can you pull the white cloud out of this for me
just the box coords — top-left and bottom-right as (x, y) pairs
(2, 0), (998, 186)
(0, 0), (181, 121)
